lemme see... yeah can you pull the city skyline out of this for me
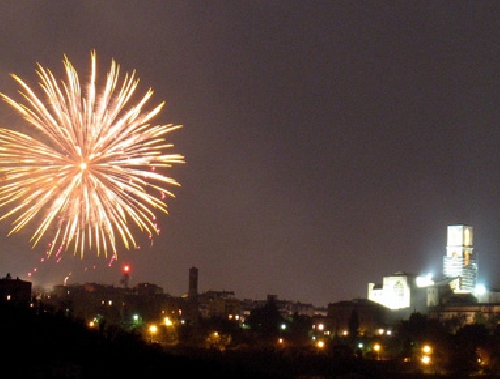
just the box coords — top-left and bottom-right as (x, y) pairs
(22, 223), (492, 309)
(1, 2), (500, 308)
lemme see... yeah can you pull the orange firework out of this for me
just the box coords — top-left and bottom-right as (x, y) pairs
(0, 50), (184, 258)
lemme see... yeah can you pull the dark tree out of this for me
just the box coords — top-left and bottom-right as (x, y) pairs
(247, 297), (284, 344)
(348, 306), (359, 339)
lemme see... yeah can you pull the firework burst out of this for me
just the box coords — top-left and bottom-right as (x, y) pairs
(0, 50), (184, 258)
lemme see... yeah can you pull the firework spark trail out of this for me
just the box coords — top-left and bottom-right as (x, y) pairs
(0, 50), (184, 258)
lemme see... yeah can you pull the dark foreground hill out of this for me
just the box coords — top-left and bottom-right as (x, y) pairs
(1, 304), (496, 378)
(0, 305), (282, 378)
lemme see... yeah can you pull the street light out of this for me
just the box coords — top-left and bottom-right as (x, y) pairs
(149, 324), (158, 343)
(421, 344), (432, 365)
(373, 343), (381, 360)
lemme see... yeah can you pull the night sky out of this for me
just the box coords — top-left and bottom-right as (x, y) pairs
(1, 1), (500, 307)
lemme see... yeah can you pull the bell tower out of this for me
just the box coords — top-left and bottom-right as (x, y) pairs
(443, 224), (477, 293)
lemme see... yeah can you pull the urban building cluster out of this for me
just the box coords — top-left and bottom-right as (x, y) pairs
(1, 224), (500, 374)
(367, 225), (500, 319)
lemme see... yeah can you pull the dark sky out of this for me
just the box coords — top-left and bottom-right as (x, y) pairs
(0, 1), (500, 307)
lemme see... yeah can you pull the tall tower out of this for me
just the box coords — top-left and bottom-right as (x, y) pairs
(121, 264), (130, 288)
(186, 266), (199, 326)
(188, 266), (198, 299)
(443, 224), (477, 293)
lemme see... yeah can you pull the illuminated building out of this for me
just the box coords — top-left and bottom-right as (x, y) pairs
(368, 272), (412, 309)
(367, 272), (428, 316)
(367, 224), (479, 313)
(443, 224), (477, 293)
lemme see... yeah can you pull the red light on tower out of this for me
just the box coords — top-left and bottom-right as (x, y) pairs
(121, 264), (130, 288)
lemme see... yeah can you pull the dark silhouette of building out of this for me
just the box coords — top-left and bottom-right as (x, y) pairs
(0, 273), (32, 307)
